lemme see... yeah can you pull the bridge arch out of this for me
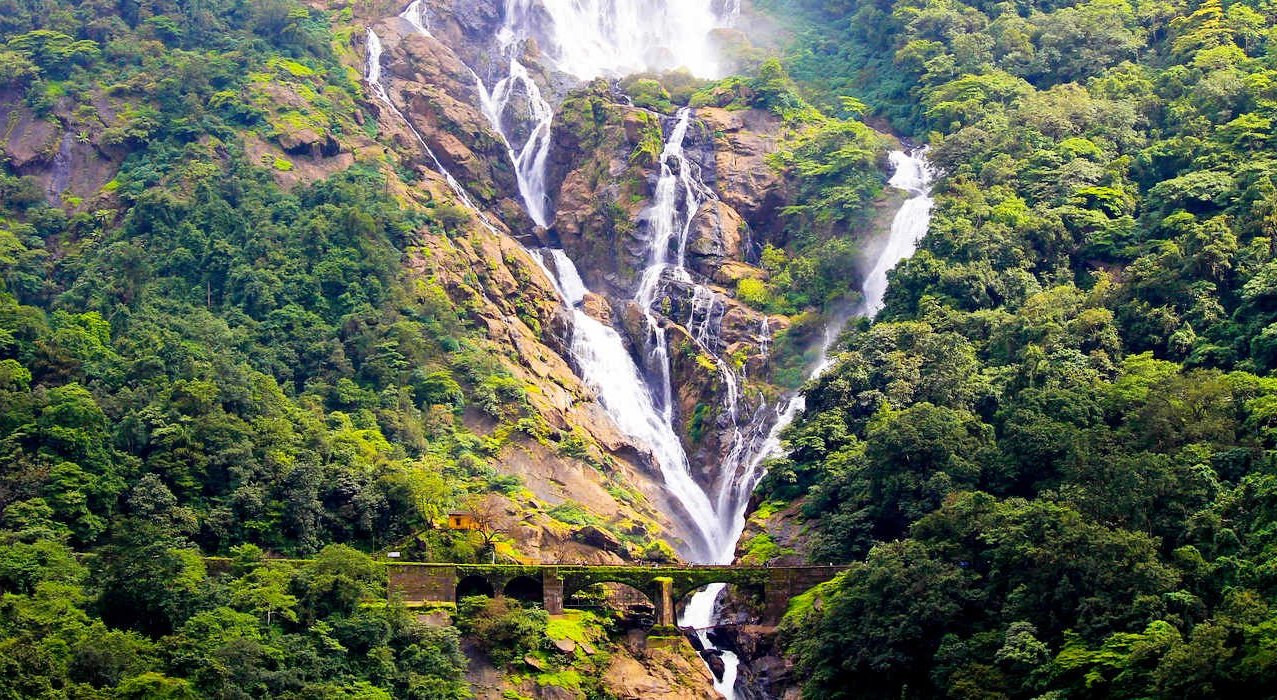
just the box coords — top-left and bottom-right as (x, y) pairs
(383, 563), (849, 627)
(566, 581), (658, 626)
(504, 575), (544, 605)
(456, 573), (495, 600)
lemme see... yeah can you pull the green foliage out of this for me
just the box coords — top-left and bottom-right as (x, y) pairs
(623, 77), (674, 112)
(767, 0), (1277, 694)
(456, 596), (548, 667)
(0, 528), (467, 698)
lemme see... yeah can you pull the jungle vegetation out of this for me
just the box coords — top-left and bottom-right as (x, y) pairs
(760, 0), (1277, 696)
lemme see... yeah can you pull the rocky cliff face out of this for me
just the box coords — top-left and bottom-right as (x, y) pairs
(371, 18), (536, 234)
(544, 87), (799, 491)
(465, 627), (719, 700)
(355, 21), (717, 562)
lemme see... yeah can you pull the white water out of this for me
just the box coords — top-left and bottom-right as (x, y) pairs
(375, 2), (742, 562)
(863, 150), (936, 316)
(761, 148), (934, 460)
(503, 0), (737, 79)
(532, 249), (722, 558)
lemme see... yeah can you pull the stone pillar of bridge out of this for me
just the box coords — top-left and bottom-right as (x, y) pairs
(763, 568), (794, 627)
(543, 568), (564, 615)
(654, 577), (675, 628)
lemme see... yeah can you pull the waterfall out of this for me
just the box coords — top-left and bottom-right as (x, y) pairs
(399, 0), (429, 33)
(502, 0), (738, 79)
(720, 147), (937, 548)
(863, 149), (936, 317)
(474, 1), (558, 227)
(366, 5), (935, 698)
(529, 249), (721, 558)
(634, 109), (711, 418)
(374, 1), (742, 562)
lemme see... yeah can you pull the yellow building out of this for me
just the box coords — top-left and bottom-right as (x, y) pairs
(447, 511), (479, 531)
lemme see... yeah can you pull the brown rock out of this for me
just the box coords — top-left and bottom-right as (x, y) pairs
(580, 292), (613, 324)
(417, 610), (453, 627)
(0, 96), (59, 168)
(573, 525), (625, 556)
(687, 199), (746, 280)
(535, 686), (577, 700)
(277, 127), (323, 154)
(372, 19), (528, 229)
(603, 646), (717, 700)
(713, 261), (768, 285)
(697, 107), (787, 234)
(551, 637), (577, 655)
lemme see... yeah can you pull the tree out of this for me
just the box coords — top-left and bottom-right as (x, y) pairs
(230, 565), (299, 625)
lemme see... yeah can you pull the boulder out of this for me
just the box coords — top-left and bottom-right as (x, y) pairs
(697, 107), (787, 236)
(573, 524), (626, 555)
(713, 261), (768, 286)
(686, 199), (748, 281)
(580, 292), (613, 325)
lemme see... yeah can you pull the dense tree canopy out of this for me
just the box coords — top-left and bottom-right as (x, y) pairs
(763, 0), (1277, 696)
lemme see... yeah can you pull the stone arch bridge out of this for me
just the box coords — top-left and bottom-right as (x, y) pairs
(387, 563), (847, 627)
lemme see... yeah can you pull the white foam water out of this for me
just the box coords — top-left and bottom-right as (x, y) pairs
(503, 0), (738, 80)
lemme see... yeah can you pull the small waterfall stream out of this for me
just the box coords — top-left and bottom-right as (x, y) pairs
(366, 29), (486, 219)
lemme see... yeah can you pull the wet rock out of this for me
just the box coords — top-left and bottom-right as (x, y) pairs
(701, 649), (726, 680)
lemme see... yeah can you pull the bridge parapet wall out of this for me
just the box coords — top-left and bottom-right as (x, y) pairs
(388, 564), (457, 603)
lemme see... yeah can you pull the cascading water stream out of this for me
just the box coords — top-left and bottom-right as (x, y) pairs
(475, 2), (558, 227)
(384, 2), (741, 561)
(528, 249), (722, 558)
(742, 148), (935, 502)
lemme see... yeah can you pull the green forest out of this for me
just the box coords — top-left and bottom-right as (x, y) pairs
(759, 0), (1277, 696)
(0, 1), (564, 696)
(1, 0), (1276, 697)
